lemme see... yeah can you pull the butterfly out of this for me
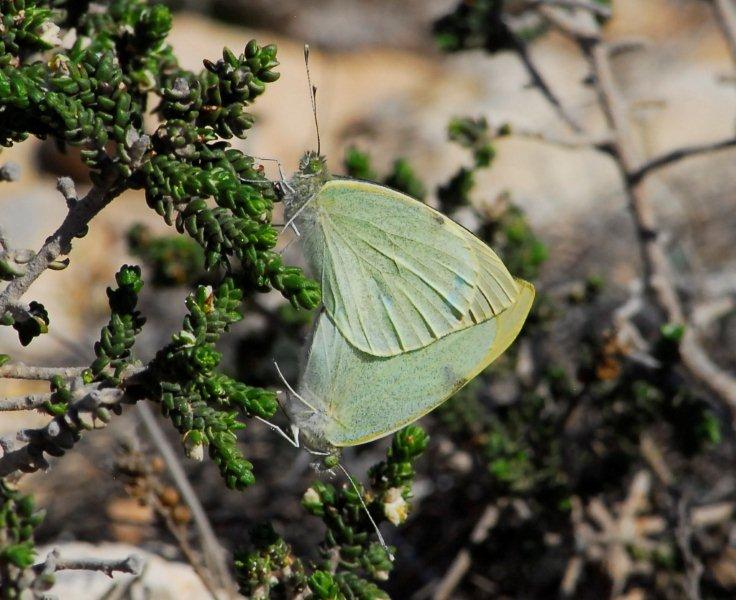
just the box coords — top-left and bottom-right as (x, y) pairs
(259, 46), (533, 457)
(281, 152), (521, 358)
(279, 278), (534, 454)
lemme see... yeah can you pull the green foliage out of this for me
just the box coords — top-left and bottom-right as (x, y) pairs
(433, 0), (549, 53)
(0, 0), (319, 494)
(43, 374), (73, 416)
(234, 523), (308, 599)
(143, 279), (278, 489)
(447, 116), (496, 168)
(344, 146), (378, 181)
(481, 203), (549, 281)
(383, 159), (426, 201)
(0, 481), (46, 598)
(438, 116), (495, 211)
(433, 0), (515, 53)
(342, 148), (426, 201)
(1, 0), (319, 350)
(11, 301), (49, 347)
(90, 265), (146, 380)
(235, 426), (428, 599)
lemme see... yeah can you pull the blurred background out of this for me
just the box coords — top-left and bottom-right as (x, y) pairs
(1, 0), (735, 598)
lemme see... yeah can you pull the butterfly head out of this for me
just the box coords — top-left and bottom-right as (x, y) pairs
(298, 150), (329, 179)
(284, 151), (331, 217)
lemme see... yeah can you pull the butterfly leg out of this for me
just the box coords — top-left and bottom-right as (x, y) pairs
(336, 463), (394, 560)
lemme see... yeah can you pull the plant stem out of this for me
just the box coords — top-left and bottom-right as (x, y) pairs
(0, 170), (121, 317)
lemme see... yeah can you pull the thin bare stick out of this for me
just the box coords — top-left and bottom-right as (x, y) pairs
(0, 391), (54, 412)
(149, 491), (223, 600)
(538, 4), (601, 42)
(587, 43), (736, 412)
(680, 330), (736, 411)
(632, 137), (736, 182)
(676, 496), (704, 600)
(505, 23), (585, 133)
(0, 363), (86, 381)
(0, 170), (121, 316)
(505, 124), (614, 151)
(136, 402), (237, 598)
(432, 505), (500, 600)
(714, 0), (736, 65)
(32, 549), (143, 578)
(526, 0), (612, 18)
(0, 385), (129, 477)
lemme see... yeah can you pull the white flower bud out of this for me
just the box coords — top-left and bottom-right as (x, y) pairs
(382, 487), (409, 526)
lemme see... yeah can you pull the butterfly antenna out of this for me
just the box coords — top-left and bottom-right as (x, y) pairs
(273, 360), (319, 414)
(337, 463), (394, 560)
(254, 415), (300, 448)
(304, 44), (321, 156)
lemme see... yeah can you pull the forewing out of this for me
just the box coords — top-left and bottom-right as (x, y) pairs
(314, 180), (480, 356)
(465, 235), (520, 325)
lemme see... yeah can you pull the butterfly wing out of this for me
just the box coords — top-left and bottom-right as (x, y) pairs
(298, 279), (534, 447)
(298, 179), (518, 357)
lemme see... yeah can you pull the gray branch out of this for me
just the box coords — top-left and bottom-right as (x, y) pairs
(0, 391), (54, 412)
(32, 548), (143, 578)
(505, 19), (585, 133)
(137, 402), (238, 597)
(714, 0), (736, 65)
(0, 170), (120, 317)
(631, 137), (736, 182)
(583, 31), (736, 414)
(504, 124), (614, 151)
(0, 375), (142, 478)
(537, 4), (602, 43)
(0, 363), (87, 382)
(527, 0), (612, 19)
(0, 161), (21, 182)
